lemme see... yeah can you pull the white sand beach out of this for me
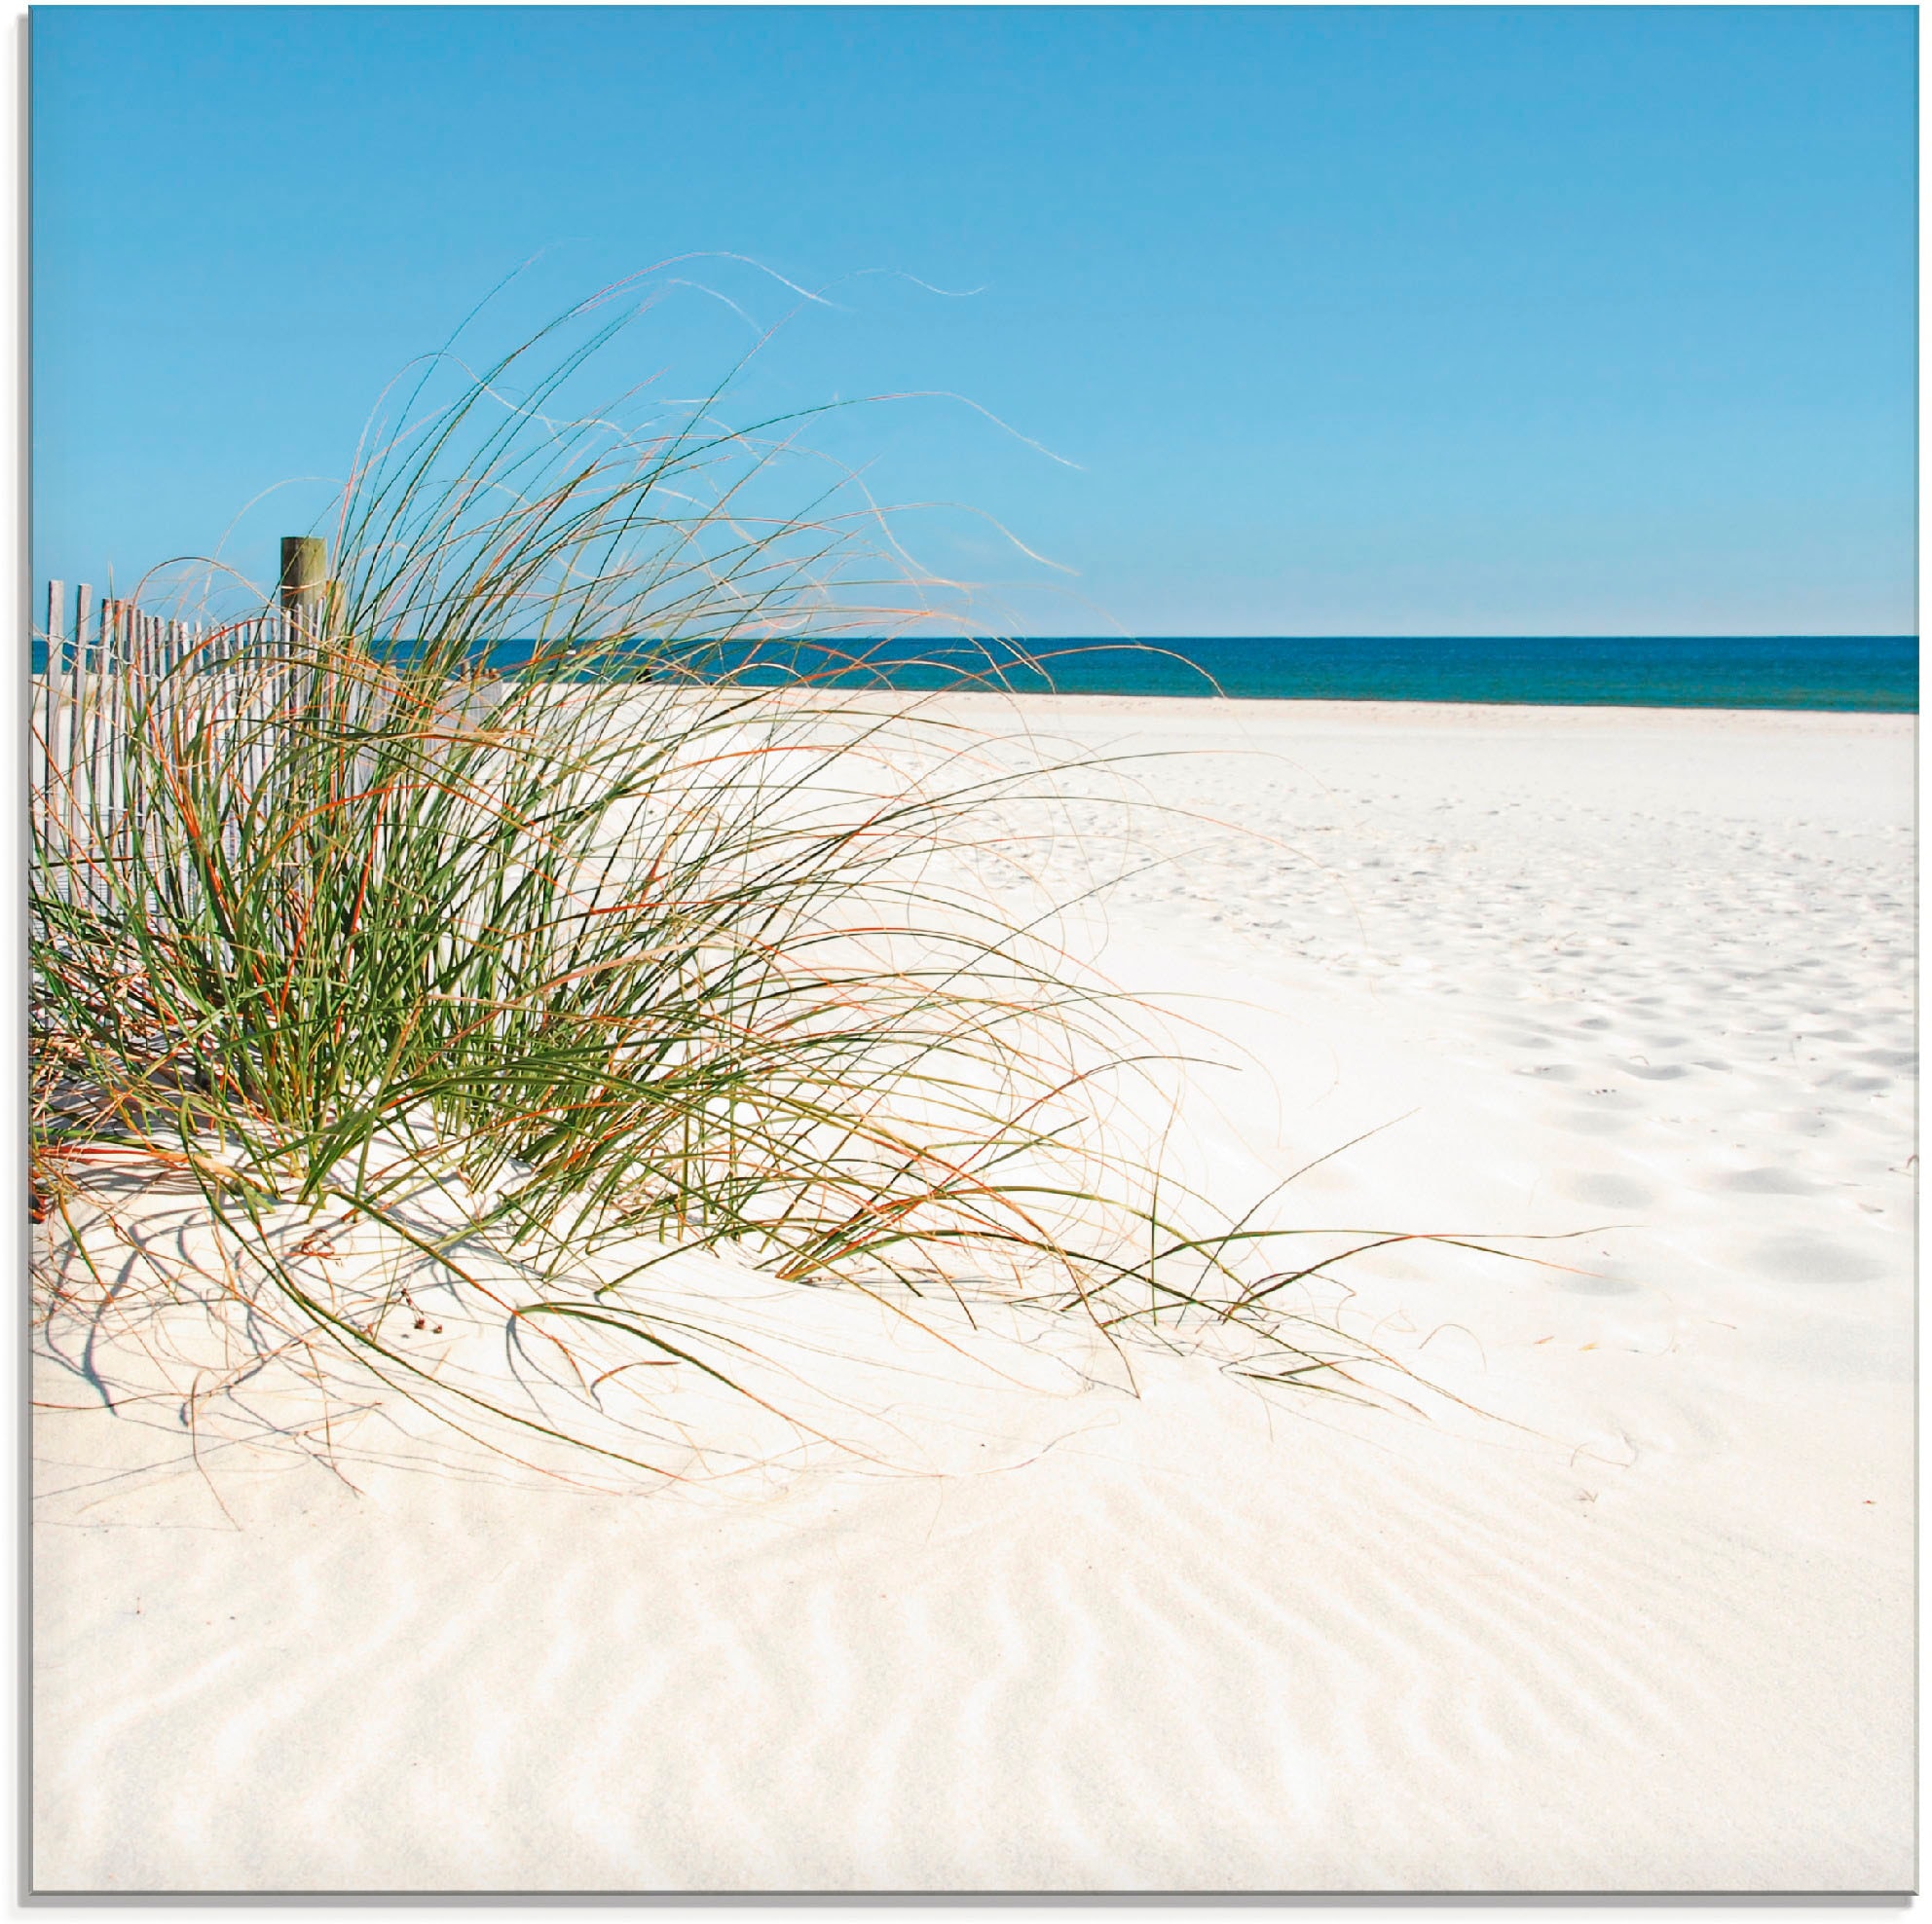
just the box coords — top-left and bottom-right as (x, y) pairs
(32, 696), (1914, 1894)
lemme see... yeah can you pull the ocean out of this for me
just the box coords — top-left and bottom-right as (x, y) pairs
(701, 633), (1918, 713)
(37, 630), (1916, 713)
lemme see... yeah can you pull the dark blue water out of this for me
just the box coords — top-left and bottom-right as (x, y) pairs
(687, 634), (1916, 712)
(37, 631), (1916, 712)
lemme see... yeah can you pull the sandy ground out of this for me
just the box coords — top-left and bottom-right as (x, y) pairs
(31, 697), (1914, 1894)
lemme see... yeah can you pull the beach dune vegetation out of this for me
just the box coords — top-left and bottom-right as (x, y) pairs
(31, 278), (1439, 1481)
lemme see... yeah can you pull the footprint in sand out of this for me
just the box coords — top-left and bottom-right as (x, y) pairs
(1553, 1107), (1637, 1137)
(1742, 1234), (1889, 1286)
(1551, 1171), (1655, 1209)
(1551, 1267), (1645, 1298)
(1712, 1166), (1816, 1196)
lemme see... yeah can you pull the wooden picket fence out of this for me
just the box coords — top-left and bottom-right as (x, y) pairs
(32, 540), (330, 910)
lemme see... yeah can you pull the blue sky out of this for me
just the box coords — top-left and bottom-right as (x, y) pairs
(32, 5), (1916, 636)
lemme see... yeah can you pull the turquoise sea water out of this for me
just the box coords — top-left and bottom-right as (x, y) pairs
(40, 632), (1916, 712)
(702, 634), (1917, 713)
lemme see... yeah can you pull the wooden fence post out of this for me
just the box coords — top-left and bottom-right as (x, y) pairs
(280, 535), (327, 643)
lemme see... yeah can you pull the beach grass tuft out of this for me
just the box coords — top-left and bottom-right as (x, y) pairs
(32, 281), (1461, 1481)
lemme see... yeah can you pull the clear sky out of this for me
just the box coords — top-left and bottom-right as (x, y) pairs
(32, 5), (1917, 636)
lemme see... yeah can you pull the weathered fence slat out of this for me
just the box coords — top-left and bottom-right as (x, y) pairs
(37, 581), (62, 845)
(32, 548), (330, 916)
(67, 584), (93, 894)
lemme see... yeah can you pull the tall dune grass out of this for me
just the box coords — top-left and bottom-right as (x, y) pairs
(31, 282), (1443, 1481)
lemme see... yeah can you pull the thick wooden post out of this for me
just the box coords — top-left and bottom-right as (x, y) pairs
(279, 535), (327, 642)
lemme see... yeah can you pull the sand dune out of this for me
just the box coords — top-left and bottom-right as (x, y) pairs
(32, 698), (1913, 1893)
